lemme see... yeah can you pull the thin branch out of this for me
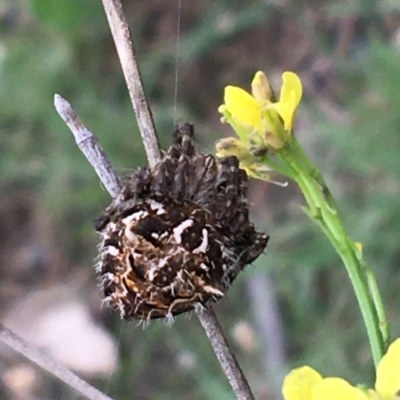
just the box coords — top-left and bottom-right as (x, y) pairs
(54, 95), (122, 197)
(54, 94), (256, 400)
(0, 324), (115, 400)
(196, 307), (256, 400)
(54, 95), (123, 197)
(101, 0), (161, 168)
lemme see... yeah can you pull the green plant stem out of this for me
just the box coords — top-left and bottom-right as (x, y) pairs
(362, 259), (390, 347)
(290, 137), (390, 349)
(277, 136), (386, 366)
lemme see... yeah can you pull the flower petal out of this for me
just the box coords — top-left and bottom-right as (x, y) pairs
(282, 366), (322, 400)
(280, 72), (302, 107)
(312, 378), (369, 400)
(273, 71), (302, 131)
(375, 338), (400, 399)
(224, 86), (262, 128)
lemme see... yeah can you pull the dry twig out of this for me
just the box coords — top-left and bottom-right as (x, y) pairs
(53, 95), (122, 198)
(101, 0), (161, 168)
(196, 308), (256, 399)
(0, 324), (115, 400)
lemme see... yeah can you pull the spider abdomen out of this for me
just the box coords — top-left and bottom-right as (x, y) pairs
(95, 123), (268, 320)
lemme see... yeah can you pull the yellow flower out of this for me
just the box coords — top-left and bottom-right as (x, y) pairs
(221, 71), (302, 140)
(217, 70), (303, 181)
(282, 339), (400, 400)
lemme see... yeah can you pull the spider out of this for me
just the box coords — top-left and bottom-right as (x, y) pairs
(94, 123), (268, 320)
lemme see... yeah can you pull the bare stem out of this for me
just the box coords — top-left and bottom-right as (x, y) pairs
(101, 0), (161, 168)
(196, 307), (256, 400)
(54, 95), (122, 197)
(0, 324), (115, 400)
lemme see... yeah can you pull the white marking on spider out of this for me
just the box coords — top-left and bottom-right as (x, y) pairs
(159, 231), (169, 240)
(149, 200), (166, 214)
(122, 210), (148, 225)
(105, 222), (117, 232)
(167, 296), (197, 316)
(147, 268), (156, 282)
(101, 272), (115, 282)
(148, 258), (169, 281)
(193, 228), (209, 254)
(124, 227), (139, 243)
(199, 263), (209, 271)
(105, 245), (119, 256)
(173, 219), (194, 244)
(176, 270), (185, 283)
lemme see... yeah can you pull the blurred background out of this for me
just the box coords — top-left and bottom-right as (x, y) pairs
(1, 0), (400, 399)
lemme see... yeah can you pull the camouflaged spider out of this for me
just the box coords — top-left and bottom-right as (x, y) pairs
(94, 123), (268, 321)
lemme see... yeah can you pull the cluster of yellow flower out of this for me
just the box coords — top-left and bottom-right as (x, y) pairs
(216, 71), (302, 180)
(217, 71), (400, 399)
(283, 339), (400, 400)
